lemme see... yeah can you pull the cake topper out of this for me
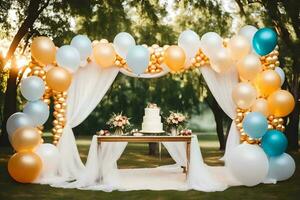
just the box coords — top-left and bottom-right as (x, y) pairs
(147, 103), (158, 108)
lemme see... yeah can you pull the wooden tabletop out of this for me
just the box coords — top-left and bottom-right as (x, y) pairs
(97, 135), (192, 143)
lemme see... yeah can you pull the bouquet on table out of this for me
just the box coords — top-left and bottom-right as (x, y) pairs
(165, 111), (188, 135)
(107, 113), (131, 135)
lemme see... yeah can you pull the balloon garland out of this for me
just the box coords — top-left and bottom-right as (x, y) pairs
(6, 26), (296, 185)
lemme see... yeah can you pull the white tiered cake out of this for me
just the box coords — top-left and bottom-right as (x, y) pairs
(141, 104), (164, 133)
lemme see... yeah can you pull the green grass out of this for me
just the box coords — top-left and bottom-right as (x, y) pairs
(0, 134), (299, 200)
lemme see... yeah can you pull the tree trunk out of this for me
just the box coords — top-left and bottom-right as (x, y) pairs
(0, 63), (18, 146)
(148, 143), (158, 155)
(206, 95), (226, 150)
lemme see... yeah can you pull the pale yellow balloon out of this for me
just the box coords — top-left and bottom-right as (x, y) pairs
(11, 127), (41, 152)
(237, 54), (262, 81)
(93, 43), (116, 68)
(251, 98), (269, 117)
(8, 152), (42, 183)
(228, 35), (251, 61)
(255, 70), (281, 97)
(232, 82), (257, 109)
(46, 67), (72, 92)
(210, 48), (232, 73)
(164, 45), (186, 72)
(31, 37), (56, 65)
(268, 90), (295, 117)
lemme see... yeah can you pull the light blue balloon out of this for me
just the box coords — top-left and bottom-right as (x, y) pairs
(56, 45), (81, 72)
(242, 112), (268, 138)
(274, 67), (285, 86)
(20, 76), (45, 101)
(261, 130), (287, 157)
(267, 153), (295, 181)
(113, 32), (136, 58)
(24, 100), (49, 126)
(126, 45), (150, 75)
(6, 112), (34, 135)
(252, 28), (277, 56)
(70, 35), (92, 60)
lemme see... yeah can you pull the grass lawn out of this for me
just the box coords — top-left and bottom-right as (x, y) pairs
(0, 134), (299, 200)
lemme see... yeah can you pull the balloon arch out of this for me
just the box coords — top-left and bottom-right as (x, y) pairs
(6, 26), (295, 186)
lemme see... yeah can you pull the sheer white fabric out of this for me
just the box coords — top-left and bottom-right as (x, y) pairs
(200, 66), (239, 161)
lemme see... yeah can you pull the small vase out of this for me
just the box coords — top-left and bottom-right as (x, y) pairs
(114, 127), (123, 135)
(170, 127), (179, 136)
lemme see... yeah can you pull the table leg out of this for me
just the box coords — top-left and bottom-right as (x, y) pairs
(186, 141), (191, 177)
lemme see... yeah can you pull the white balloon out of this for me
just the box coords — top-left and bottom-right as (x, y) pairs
(35, 143), (60, 176)
(178, 29), (200, 58)
(200, 32), (223, 57)
(227, 143), (269, 186)
(56, 45), (81, 73)
(70, 35), (92, 61)
(238, 25), (258, 42)
(267, 153), (295, 181)
(274, 67), (285, 86)
(113, 32), (136, 58)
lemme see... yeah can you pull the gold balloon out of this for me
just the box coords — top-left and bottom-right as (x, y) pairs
(11, 127), (41, 152)
(228, 35), (250, 61)
(8, 152), (42, 183)
(251, 98), (269, 117)
(93, 43), (116, 68)
(237, 54), (262, 81)
(268, 90), (295, 117)
(46, 67), (72, 92)
(164, 45), (186, 72)
(31, 37), (56, 65)
(255, 70), (281, 97)
(232, 82), (257, 109)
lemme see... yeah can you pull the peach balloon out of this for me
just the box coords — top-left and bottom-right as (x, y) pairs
(268, 90), (295, 117)
(232, 82), (257, 109)
(93, 43), (116, 68)
(8, 152), (42, 183)
(255, 70), (281, 97)
(46, 67), (72, 92)
(228, 35), (251, 61)
(11, 127), (41, 152)
(164, 45), (186, 72)
(251, 98), (269, 117)
(237, 54), (262, 81)
(31, 37), (56, 65)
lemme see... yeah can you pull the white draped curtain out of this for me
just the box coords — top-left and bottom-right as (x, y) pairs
(56, 63), (119, 180)
(200, 65), (239, 161)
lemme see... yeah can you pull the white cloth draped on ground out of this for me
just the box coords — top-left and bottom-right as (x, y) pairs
(53, 135), (233, 192)
(200, 66), (239, 161)
(54, 63), (119, 181)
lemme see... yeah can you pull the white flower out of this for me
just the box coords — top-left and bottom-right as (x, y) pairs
(113, 121), (118, 126)
(117, 122), (123, 127)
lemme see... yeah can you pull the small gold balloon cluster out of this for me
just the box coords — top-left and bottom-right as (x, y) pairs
(191, 49), (210, 69)
(268, 115), (285, 132)
(114, 54), (127, 68)
(146, 44), (164, 74)
(260, 46), (279, 70)
(235, 108), (260, 144)
(52, 91), (67, 145)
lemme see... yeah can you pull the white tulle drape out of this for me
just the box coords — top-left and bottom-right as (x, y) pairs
(56, 63), (119, 180)
(200, 66), (239, 161)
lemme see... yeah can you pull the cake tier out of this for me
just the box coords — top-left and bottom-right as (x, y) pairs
(144, 108), (160, 116)
(142, 122), (163, 132)
(143, 116), (161, 123)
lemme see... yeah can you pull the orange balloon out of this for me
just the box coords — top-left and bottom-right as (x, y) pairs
(8, 152), (42, 183)
(46, 67), (72, 92)
(251, 98), (269, 117)
(232, 82), (257, 109)
(255, 70), (281, 97)
(31, 37), (56, 65)
(11, 127), (41, 152)
(267, 90), (295, 117)
(93, 43), (116, 68)
(164, 45), (186, 72)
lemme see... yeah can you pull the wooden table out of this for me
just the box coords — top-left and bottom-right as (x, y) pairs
(97, 136), (192, 175)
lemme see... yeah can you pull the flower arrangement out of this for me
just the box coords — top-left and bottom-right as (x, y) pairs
(165, 111), (187, 128)
(97, 129), (110, 136)
(179, 129), (192, 136)
(107, 113), (130, 135)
